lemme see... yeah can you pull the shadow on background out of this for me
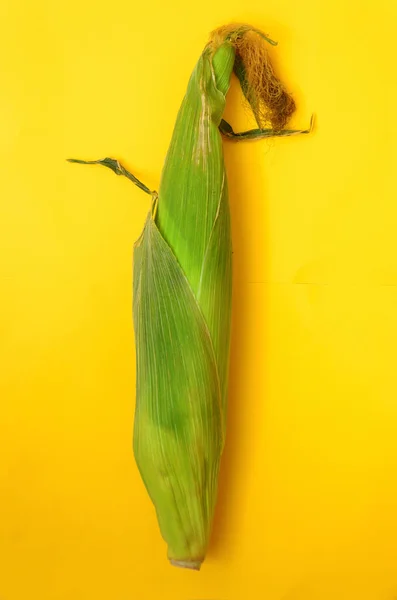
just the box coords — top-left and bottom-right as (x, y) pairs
(206, 18), (310, 559)
(208, 71), (271, 558)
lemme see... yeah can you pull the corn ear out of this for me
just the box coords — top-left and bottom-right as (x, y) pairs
(68, 22), (310, 570)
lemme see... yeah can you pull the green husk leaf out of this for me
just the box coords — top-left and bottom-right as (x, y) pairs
(67, 157), (154, 195)
(219, 115), (314, 140)
(133, 210), (223, 566)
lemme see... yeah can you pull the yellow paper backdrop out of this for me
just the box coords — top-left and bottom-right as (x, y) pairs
(1, 1), (397, 598)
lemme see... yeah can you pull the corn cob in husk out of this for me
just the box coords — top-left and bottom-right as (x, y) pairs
(69, 23), (311, 570)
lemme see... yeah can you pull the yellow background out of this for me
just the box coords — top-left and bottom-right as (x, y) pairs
(1, 0), (397, 598)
